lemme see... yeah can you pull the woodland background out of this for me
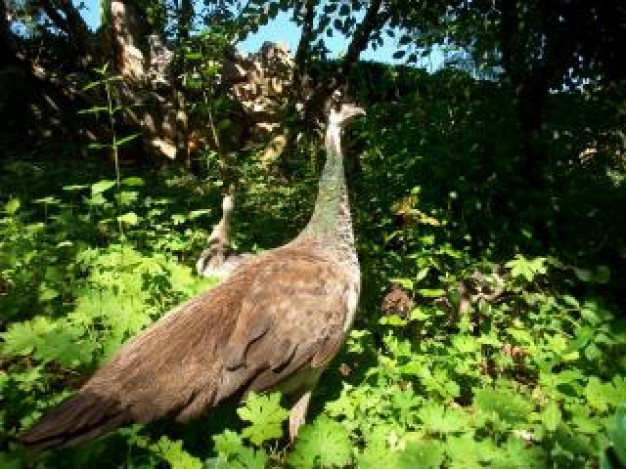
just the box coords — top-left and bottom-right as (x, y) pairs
(1, 0), (625, 467)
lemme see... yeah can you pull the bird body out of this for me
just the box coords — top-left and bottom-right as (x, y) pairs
(21, 100), (365, 450)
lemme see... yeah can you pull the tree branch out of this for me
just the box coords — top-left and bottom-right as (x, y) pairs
(292, 0), (316, 96)
(41, 0), (71, 34)
(302, 0), (390, 124)
(41, 0), (94, 63)
(294, 0), (316, 70)
(339, 0), (389, 76)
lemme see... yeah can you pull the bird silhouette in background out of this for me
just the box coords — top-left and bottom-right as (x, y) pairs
(21, 96), (365, 451)
(196, 192), (253, 280)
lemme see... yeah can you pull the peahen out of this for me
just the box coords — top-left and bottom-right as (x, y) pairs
(196, 192), (253, 280)
(21, 98), (365, 450)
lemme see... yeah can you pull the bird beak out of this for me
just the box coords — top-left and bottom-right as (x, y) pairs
(346, 104), (366, 121)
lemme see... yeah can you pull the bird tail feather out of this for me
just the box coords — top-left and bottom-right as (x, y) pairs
(20, 391), (129, 451)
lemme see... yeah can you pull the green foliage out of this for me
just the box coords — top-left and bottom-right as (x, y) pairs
(601, 404), (626, 468)
(80, 64), (139, 190)
(238, 392), (290, 446)
(1, 68), (625, 468)
(288, 416), (352, 468)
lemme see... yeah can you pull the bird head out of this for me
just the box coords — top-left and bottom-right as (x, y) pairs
(327, 91), (365, 128)
(222, 193), (234, 215)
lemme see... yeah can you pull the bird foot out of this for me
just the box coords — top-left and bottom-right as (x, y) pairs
(288, 391), (312, 442)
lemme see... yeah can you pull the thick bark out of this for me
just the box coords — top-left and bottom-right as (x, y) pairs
(105, 0), (187, 162)
(110, 0), (150, 81)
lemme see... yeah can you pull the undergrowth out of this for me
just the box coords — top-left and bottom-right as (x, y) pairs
(1, 75), (625, 468)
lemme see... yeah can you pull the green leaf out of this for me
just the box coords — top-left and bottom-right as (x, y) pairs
(415, 267), (430, 282)
(409, 308), (430, 321)
(4, 198), (20, 214)
(608, 404), (626, 465)
(237, 392), (289, 446)
(34, 196), (60, 205)
(380, 314), (407, 326)
(288, 415), (352, 468)
(34, 327), (94, 367)
(91, 180), (117, 195)
(573, 267), (593, 282)
(78, 105), (109, 114)
(114, 133), (141, 148)
(231, 447), (268, 469)
(1, 318), (52, 356)
(213, 430), (244, 457)
(62, 184), (89, 191)
(419, 402), (470, 434)
(541, 401), (561, 432)
(390, 278), (413, 290)
(122, 176), (145, 187)
(493, 437), (546, 468)
(82, 79), (107, 91)
(188, 209), (211, 219)
(38, 283), (59, 301)
(400, 440), (445, 469)
(117, 212), (139, 226)
(595, 265), (611, 284)
(212, 429), (268, 467)
(505, 255), (547, 283)
(474, 384), (533, 427)
(445, 434), (492, 468)
(417, 288), (445, 298)
(152, 436), (203, 469)
(117, 190), (139, 206)
(585, 376), (626, 413)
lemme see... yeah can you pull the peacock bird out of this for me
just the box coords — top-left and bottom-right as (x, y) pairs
(20, 98), (365, 451)
(196, 192), (253, 280)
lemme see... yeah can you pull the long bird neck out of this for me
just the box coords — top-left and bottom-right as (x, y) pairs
(299, 123), (355, 254)
(209, 211), (230, 247)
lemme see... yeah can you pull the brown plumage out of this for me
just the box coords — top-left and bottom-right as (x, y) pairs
(21, 98), (365, 451)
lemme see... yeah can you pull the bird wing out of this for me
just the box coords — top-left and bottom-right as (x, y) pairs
(213, 247), (356, 403)
(104, 246), (356, 420)
(21, 245), (357, 449)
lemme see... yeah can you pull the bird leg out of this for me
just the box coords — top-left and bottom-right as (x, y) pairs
(288, 390), (312, 441)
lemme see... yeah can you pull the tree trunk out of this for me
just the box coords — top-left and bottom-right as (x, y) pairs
(0, 0), (18, 67)
(498, 0), (578, 247)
